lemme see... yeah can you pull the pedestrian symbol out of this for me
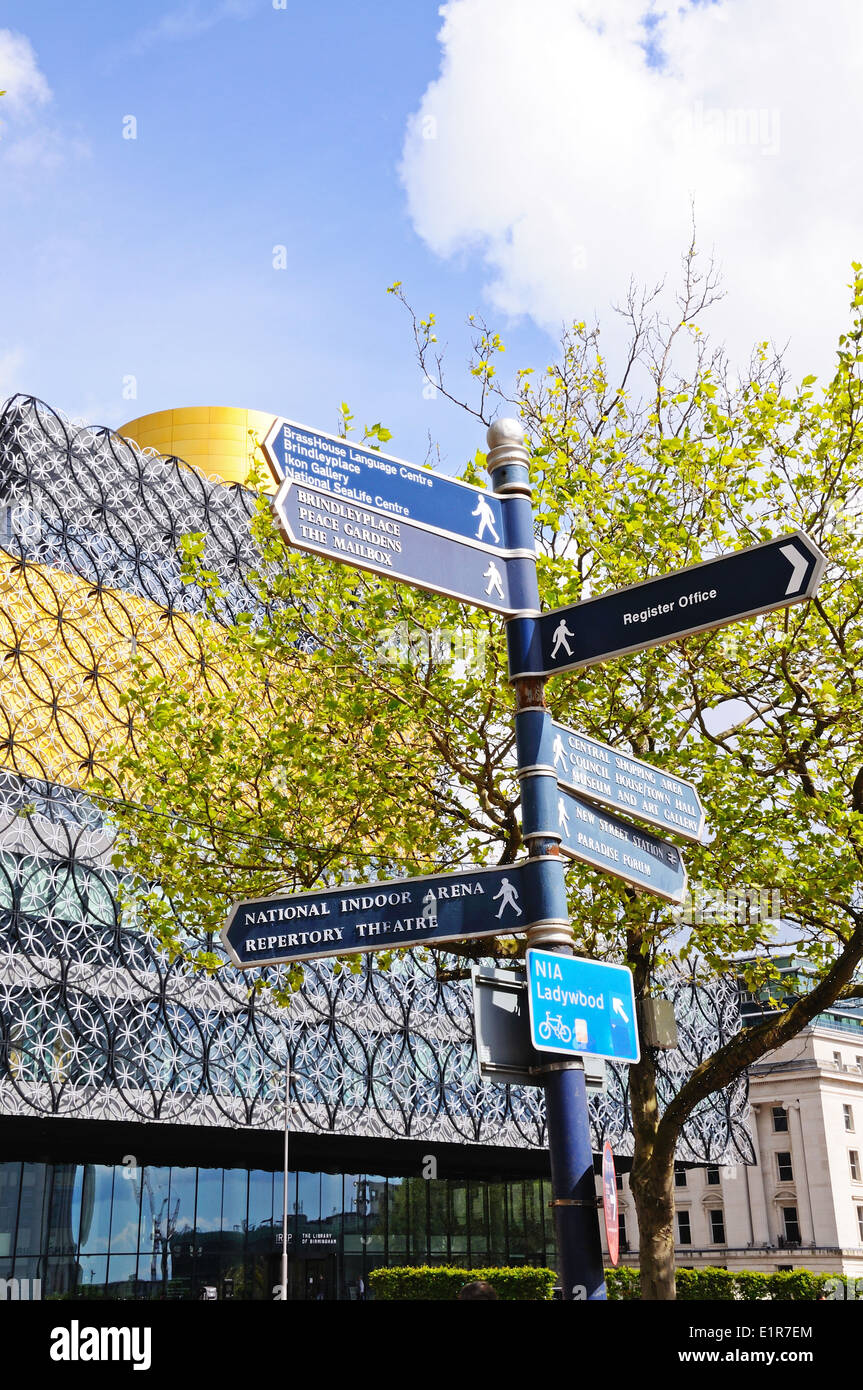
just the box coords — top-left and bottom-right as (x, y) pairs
(492, 877), (523, 919)
(558, 797), (570, 836)
(484, 560), (505, 600)
(552, 732), (566, 768)
(551, 617), (575, 659)
(472, 495), (500, 544)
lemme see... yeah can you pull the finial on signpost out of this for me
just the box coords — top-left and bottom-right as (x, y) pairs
(485, 417), (531, 497)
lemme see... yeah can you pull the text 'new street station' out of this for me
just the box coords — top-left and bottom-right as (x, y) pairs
(555, 785), (687, 904)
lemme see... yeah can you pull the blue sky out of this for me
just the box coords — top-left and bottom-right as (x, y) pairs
(2, 1), (863, 474)
(0, 0), (553, 470)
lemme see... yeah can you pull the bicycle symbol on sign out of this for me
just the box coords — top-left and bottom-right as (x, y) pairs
(537, 1012), (571, 1044)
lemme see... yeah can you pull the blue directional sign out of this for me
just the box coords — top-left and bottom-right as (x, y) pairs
(555, 785), (687, 904)
(550, 720), (706, 843)
(272, 476), (532, 615)
(264, 416), (509, 552)
(222, 863), (532, 968)
(508, 531), (827, 678)
(526, 949), (640, 1063)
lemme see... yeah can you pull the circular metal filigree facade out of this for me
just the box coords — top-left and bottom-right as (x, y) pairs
(0, 394), (751, 1162)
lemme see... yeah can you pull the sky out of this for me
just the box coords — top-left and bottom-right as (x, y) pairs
(1, 0), (863, 475)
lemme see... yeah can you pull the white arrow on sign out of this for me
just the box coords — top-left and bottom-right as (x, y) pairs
(613, 998), (630, 1023)
(780, 541), (809, 595)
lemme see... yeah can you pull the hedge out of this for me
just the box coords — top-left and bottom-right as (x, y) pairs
(372, 1265), (851, 1300)
(605, 1267), (849, 1300)
(369, 1266), (556, 1300)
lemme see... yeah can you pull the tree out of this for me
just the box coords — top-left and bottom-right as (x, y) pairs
(96, 251), (863, 1299)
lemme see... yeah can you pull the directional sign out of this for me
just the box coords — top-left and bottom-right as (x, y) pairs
(508, 531), (827, 678)
(526, 948), (640, 1063)
(550, 720), (706, 843)
(222, 863), (532, 968)
(264, 417), (510, 552)
(272, 475), (529, 615)
(555, 786), (687, 904)
(471, 965), (607, 1090)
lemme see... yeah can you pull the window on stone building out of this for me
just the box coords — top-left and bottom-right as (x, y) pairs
(706, 1165), (720, 1185)
(850, 1151), (861, 1182)
(857, 1206), (863, 1243)
(677, 1211), (691, 1245)
(708, 1209), (726, 1244)
(782, 1207), (801, 1243)
(776, 1152), (794, 1182)
(618, 1213), (627, 1251)
(674, 1167), (687, 1188)
(772, 1107), (788, 1133)
(844, 1104), (855, 1133)
(833, 1051), (843, 1068)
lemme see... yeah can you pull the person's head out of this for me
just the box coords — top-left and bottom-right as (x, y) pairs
(457, 1280), (498, 1300)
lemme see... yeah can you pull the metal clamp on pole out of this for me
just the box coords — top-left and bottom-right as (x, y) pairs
(530, 1059), (585, 1076)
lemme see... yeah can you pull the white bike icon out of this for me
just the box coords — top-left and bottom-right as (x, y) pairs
(538, 1012), (571, 1044)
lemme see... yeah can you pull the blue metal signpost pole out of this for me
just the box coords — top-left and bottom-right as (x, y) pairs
(486, 420), (607, 1301)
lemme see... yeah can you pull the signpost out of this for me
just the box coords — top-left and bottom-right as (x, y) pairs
(526, 948), (640, 1064)
(555, 786), (688, 904)
(263, 416), (537, 615)
(550, 720), (706, 843)
(507, 530), (827, 679)
(231, 410), (828, 1305)
(264, 417), (510, 551)
(222, 862), (533, 969)
(271, 475), (530, 615)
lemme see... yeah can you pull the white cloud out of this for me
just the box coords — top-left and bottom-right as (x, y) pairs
(0, 29), (87, 174)
(401, 0), (863, 381)
(128, 0), (261, 54)
(0, 29), (50, 115)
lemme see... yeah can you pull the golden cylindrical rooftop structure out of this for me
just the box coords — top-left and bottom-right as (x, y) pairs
(119, 406), (276, 490)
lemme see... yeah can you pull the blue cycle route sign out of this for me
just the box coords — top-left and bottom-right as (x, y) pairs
(264, 416), (509, 551)
(550, 719), (706, 844)
(222, 863), (531, 968)
(526, 949), (640, 1064)
(555, 785), (687, 904)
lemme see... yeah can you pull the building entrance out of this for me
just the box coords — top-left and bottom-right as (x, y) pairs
(283, 1254), (338, 1301)
(268, 1251), (339, 1300)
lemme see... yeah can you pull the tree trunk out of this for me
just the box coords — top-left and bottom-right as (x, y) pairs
(629, 1141), (676, 1299)
(628, 1044), (677, 1299)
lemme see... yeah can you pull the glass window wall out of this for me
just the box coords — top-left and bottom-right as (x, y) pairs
(0, 1159), (558, 1298)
